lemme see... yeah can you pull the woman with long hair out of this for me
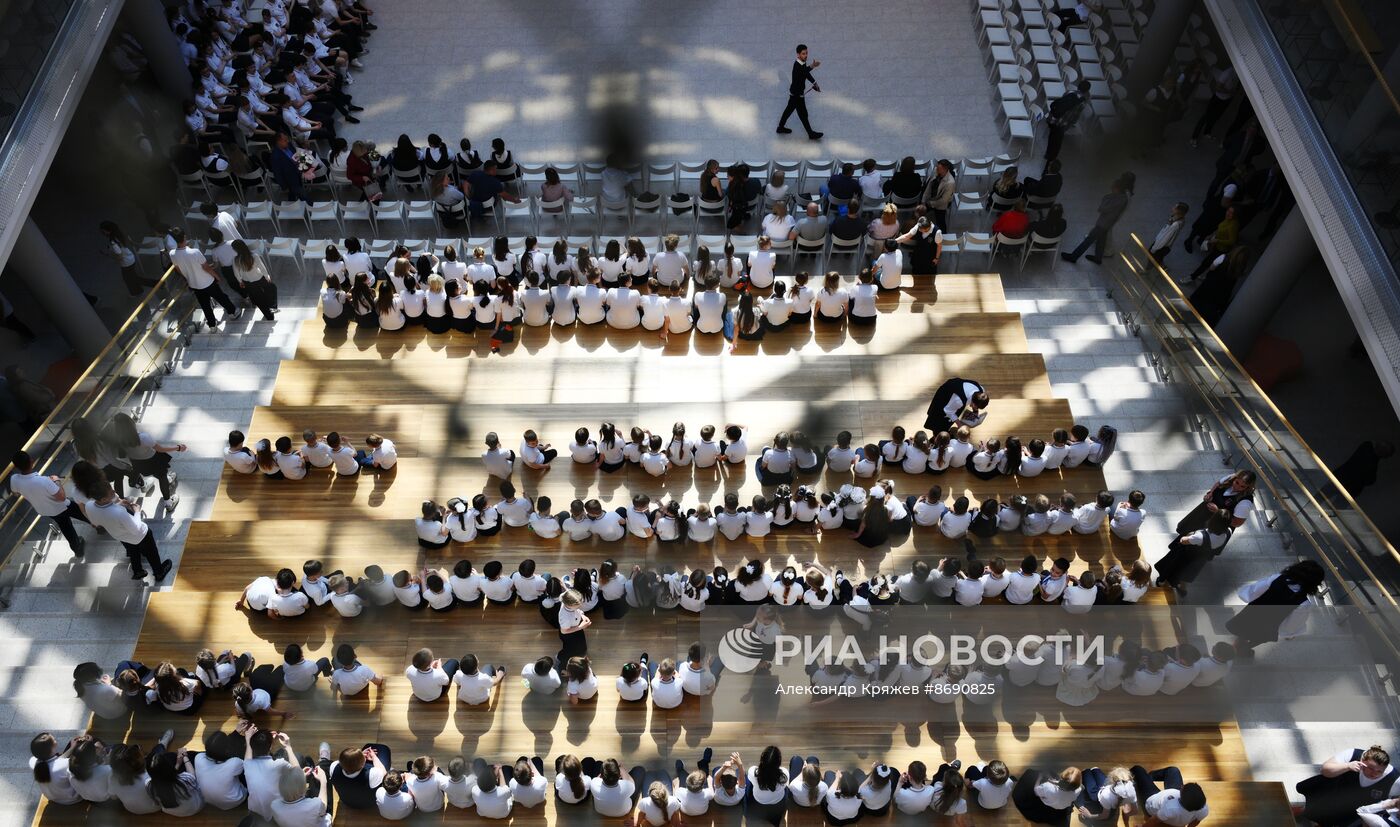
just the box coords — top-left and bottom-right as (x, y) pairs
(1011, 766), (1081, 827)
(852, 493), (892, 548)
(231, 239), (277, 321)
(72, 416), (138, 495)
(423, 274), (451, 334)
(146, 746), (204, 815)
(109, 412), (184, 511)
(390, 133), (422, 173)
(99, 221), (153, 295)
(596, 239), (623, 286)
(375, 281), (405, 331)
(348, 273), (378, 328)
(814, 271), (849, 323)
(747, 746), (789, 825)
(72, 661), (130, 720)
(108, 743), (160, 813)
(730, 292), (763, 353)
(148, 661), (204, 714)
(488, 278), (518, 353)
(492, 236), (518, 281)
(29, 732), (81, 805)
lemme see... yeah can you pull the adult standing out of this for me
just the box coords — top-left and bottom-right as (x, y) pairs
(8, 450), (88, 557)
(1175, 469), (1256, 534)
(75, 465), (172, 583)
(1045, 81), (1091, 162)
(1295, 746), (1400, 827)
(1225, 559), (1324, 653)
(895, 216), (943, 278)
(1061, 175), (1130, 265)
(556, 588), (592, 662)
(922, 160), (956, 231)
(1153, 509), (1232, 597)
(776, 44), (824, 140)
(99, 222), (155, 296)
(169, 228), (240, 329)
(925, 377), (989, 433)
(1190, 61), (1240, 147)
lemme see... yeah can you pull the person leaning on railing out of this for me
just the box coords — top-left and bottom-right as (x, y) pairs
(8, 450), (89, 557)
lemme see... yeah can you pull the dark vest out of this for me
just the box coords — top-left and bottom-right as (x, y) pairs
(1298, 749), (1400, 825)
(331, 766), (376, 810)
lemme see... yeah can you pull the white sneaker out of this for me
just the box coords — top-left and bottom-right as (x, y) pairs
(162, 495), (180, 513)
(142, 476), (157, 496)
(159, 729), (175, 747)
(319, 742), (331, 761)
(351, 58), (365, 69)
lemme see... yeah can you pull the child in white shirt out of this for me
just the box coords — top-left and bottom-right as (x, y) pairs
(1045, 493), (1077, 535)
(1072, 490), (1112, 534)
(826, 430), (859, 472)
(568, 428), (598, 464)
(1110, 490), (1146, 539)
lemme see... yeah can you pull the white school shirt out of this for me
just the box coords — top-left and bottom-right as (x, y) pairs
(748, 251), (777, 288)
(626, 508), (654, 538)
(606, 287), (642, 328)
(1122, 667), (1165, 696)
(371, 438), (398, 469)
(1062, 584), (1096, 613)
(1019, 454), (1047, 476)
(423, 583), (454, 610)
(343, 251), (374, 281)
(790, 283), (815, 314)
(895, 783), (934, 814)
(596, 257), (625, 284)
(324, 445), (356, 476)
(616, 675), (648, 701)
(1110, 505), (1145, 539)
(416, 518), (447, 545)
(171, 246), (215, 290)
(522, 664), (562, 694)
(1073, 504), (1108, 533)
(687, 515), (717, 541)
(1046, 508), (1076, 535)
(693, 290), (726, 333)
(528, 512), (561, 538)
(803, 584), (833, 608)
(510, 774), (548, 808)
(300, 439), (332, 468)
(747, 768), (789, 806)
(771, 579), (804, 605)
(443, 775), (476, 809)
(590, 511), (625, 541)
(763, 296), (792, 326)
(910, 498), (946, 527)
(1042, 442), (1069, 468)
(693, 439), (721, 468)
(576, 285), (608, 323)
(569, 439), (598, 463)
(974, 569), (1007, 599)
(481, 446), (514, 479)
(1021, 511), (1049, 536)
(562, 514), (593, 541)
(745, 510), (773, 537)
(826, 445), (858, 472)
(1005, 571), (1039, 604)
(223, 446), (257, 474)
(1064, 440), (1094, 467)
(71, 762), (112, 804)
(1096, 779), (1138, 812)
(406, 665), (451, 701)
(550, 284), (578, 324)
(653, 250), (688, 286)
(761, 446), (793, 475)
(734, 572), (773, 602)
(996, 504), (1023, 532)
(874, 250), (903, 289)
(817, 503), (845, 530)
(194, 755), (246, 809)
(651, 675), (685, 708)
(938, 509), (973, 538)
(655, 514), (682, 541)
(816, 288), (848, 317)
(717, 510), (748, 540)
(849, 283), (879, 317)
(667, 437), (696, 466)
(376, 789), (416, 820)
(446, 293), (472, 320)
(454, 670), (497, 704)
(497, 496), (532, 527)
(1040, 573), (1069, 602)
(282, 657), (322, 692)
(623, 253), (652, 278)
(954, 576), (985, 606)
(513, 572), (548, 601)
(567, 668), (599, 700)
(970, 450), (997, 475)
(10, 471), (71, 516)
(970, 776), (1013, 809)
(1159, 660), (1201, 695)
(520, 288), (551, 325)
(641, 450), (670, 476)
(481, 574), (514, 602)
(274, 450), (307, 479)
(403, 772), (448, 812)
(591, 778), (637, 817)
(663, 294), (694, 332)
(242, 576), (278, 611)
(1145, 790), (1209, 826)
(330, 589), (365, 617)
(330, 662), (379, 696)
(723, 430), (748, 463)
(269, 589), (309, 617)
(676, 785), (715, 816)
(1192, 656), (1231, 687)
(84, 498), (149, 544)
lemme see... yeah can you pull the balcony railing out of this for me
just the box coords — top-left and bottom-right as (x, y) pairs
(0, 269), (193, 607)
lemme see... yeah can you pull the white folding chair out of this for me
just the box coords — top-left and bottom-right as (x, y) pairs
(307, 201), (343, 236)
(500, 199), (536, 236)
(953, 192), (986, 231)
(392, 166), (425, 195)
(406, 201), (440, 236)
(1022, 231), (1063, 270)
(645, 162), (678, 193)
(242, 200), (277, 236)
(631, 195), (664, 235)
(991, 232), (1029, 271)
(794, 233), (828, 272)
(274, 201), (310, 237)
(799, 160), (834, 194)
(567, 195), (599, 236)
(373, 200), (408, 237)
(266, 236), (303, 278)
(341, 200), (375, 236)
(957, 157), (996, 194)
(960, 232), (994, 268)
(302, 239), (331, 276)
(827, 234), (865, 271)
(695, 197), (727, 233)
(939, 233), (962, 271)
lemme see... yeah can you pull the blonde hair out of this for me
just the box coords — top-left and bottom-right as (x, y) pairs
(881, 203), (897, 222)
(561, 589), (583, 609)
(1107, 767), (1132, 785)
(277, 762), (308, 803)
(427, 275), (445, 293)
(648, 781), (670, 808)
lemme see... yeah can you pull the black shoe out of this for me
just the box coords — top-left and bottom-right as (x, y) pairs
(1086, 255), (1103, 264)
(776, 126), (793, 134)
(131, 569), (149, 581)
(701, 747), (713, 766)
(676, 760), (686, 780)
(963, 539), (977, 559)
(228, 308), (243, 322)
(72, 537), (86, 558)
(349, 104), (365, 112)
(808, 131), (823, 140)
(156, 560), (174, 581)
(345, 115), (361, 124)
(640, 652), (650, 665)
(1060, 253), (1077, 263)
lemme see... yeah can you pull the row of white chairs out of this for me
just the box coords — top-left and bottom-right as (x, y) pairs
(142, 228), (1065, 285)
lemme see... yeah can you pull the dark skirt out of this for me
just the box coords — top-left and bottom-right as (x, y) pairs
(1225, 601), (1300, 645)
(424, 314), (452, 334)
(1153, 538), (1214, 587)
(1012, 772), (1071, 827)
(404, 312), (425, 326)
(451, 315), (476, 333)
(848, 312), (877, 326)
(324, 312), (351, 329)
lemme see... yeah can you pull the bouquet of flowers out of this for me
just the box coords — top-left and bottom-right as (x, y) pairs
(365, 143), (382, 165)
(293, 149), (319, 182)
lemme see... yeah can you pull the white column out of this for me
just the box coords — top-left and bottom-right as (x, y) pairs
(125, 0), (190, 101)
(1126, 0), (1196, 101)
(10, 218), (110, 362)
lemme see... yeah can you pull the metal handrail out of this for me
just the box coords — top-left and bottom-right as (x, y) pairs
(1104, 233), (1400, 666)
(0, 267), (196, 593)
(1328, 0), (1400, 117)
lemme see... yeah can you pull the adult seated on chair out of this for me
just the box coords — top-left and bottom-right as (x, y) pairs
(463, 160), (522, 219)
(1023, 159), (1063, 199)
(829, 203), (865, 241)
(823, 163), (860, 203)
(992, 200), (1031, 240)
(1032, 204), (1068, 239)
(795, 203), (829, 241)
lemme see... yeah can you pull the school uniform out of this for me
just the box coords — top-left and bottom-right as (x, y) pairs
(1046, 508), (1076, 535)
(84, 498), (164, 577)
(1155, 526), (1232, 588)
(1042, 442), (1069, 469)
(937, 509), (973, 539)
(756, 446), (795, 484)
(11, 471), (88, 554)
(1072, 504), (1108, 533)
(481, 574), (514, 603)
(686, 515), (718, 542)
(1110, 504), (1144, 539)
(716, 510), (748, 541)
(405, 771), (449, 812)
(1062, 583), (1096, 614)
(223, 446), (258, 474)
(1019, 454), (1047, 477)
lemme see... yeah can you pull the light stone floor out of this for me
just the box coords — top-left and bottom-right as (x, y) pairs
(0, 2), (1392, 825)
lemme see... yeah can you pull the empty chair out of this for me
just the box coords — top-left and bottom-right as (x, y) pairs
(645, 162), (678, 193)
(406, 200), (440, 236)
(960, 232), (994, 268)
(631, 194), (664, 234)
(341, 200), (375, 237)
(373, 200), (408, 237)
(500, 199), (536, 236)
(1022, 230), (1064, 270)
(242, 200), (277, 236)
(307, 201), (343, 236)
(266, 237), (303, 278)
(953, 192), (985, 231)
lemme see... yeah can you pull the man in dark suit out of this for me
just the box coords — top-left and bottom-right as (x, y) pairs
(267, 132), (308, 204)
(776, 44), (823, 140)
(1045, 81), (1090, 162)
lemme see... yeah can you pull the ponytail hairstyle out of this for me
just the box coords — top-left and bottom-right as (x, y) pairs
(30, 733), (57, 782)
(695, 245), (712, 280)
(68, 737), (101, 782)
(195, 648), (218, 681)
(599, 421), (618, 449)
(670, 422), (691, 462)
(802, 763), (822, 804)
(576, 246), (592, 273)
(255, 438), (276, 471)
(232, 682), (256, 715)
(648, 780), (670, 809)
(755, 745), (784, 790)
(933, 430), (951, 463)
(1116, 640), (1143, 683)
(1003, 436), (1024, 475)
(805, 568), (828, 601)
(911, 430), (930, 453)
(724, 240), (738, 279)
(779, 566), (799, 601)
(599, 558), (618, 584)
(736, 558), (762, 586)
(72, 662), (102, 698)
(560, 755), (586, 800)
(685, 568), (707, 599)
(153, 662), (191, 707)
(823, 270), (840, 294)
(773, 484), (793, 521)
